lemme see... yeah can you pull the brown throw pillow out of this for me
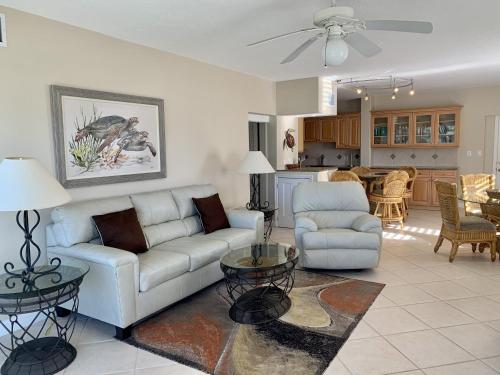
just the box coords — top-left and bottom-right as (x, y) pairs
(192, 193), (230, 234)
(92, 208), (148, 254)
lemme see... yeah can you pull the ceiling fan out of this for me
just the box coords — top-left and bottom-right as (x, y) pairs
(248, 0), (433, 66)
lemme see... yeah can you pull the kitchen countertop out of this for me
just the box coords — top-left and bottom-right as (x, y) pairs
(371, 166), (459, 170)
(276, 167), (338, 172)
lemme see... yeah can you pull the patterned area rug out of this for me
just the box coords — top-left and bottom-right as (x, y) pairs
(126, 270), (384, 375)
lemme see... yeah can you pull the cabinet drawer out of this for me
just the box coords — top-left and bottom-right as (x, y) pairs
(432, 170), (457, 178)
(416, 169), (432, 177)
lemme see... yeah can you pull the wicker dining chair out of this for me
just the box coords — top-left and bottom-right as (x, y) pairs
(330, 170), (367, 189)
(400, 166), (418, 220)
(459, 173), (495, 216)
(350, 166), (371, 176)
(434, 180), (497, 263)
(369, 170), (409, 229)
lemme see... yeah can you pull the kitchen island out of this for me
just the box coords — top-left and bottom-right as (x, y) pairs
(275, 167), (337, 228)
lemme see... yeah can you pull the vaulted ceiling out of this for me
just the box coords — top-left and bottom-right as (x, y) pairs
(3, 0), (500, 91)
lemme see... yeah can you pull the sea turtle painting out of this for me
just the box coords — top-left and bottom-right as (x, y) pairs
(283, 128), (295, 150)
(69, 108), (158, 173)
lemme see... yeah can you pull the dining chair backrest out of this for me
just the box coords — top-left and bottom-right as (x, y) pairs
(381, 170), (409, 197)
(460, 173), (495, 215)
(435, 180), (460, 229)
(330, 171), (363, 184)
(350, 166), (371, 176)
(400, 166), (418, 191)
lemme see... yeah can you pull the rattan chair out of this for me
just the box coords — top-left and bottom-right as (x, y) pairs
(400, 166), (418, 220)
(434, 180), (497, 263)
(350, 166), (371, 176)
(330, 170), (367, 189)
(459, 174), (495, 216)
(369, 170), (409, 229)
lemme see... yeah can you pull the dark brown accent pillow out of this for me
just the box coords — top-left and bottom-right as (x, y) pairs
(92, 208), (148, 254)
(192, 193), (230, 234)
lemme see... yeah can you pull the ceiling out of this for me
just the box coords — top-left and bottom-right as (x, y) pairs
(3, 0), (500, 93)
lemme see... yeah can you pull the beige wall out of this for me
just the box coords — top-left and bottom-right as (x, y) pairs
(372, 86), (500, 173)
(0, 7), (275, 267)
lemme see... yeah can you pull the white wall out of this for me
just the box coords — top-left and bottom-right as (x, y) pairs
(371, 86), (500, 174)
(0, 6), (275, 268)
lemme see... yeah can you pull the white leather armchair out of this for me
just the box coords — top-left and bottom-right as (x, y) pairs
(293, 181), (382, 269)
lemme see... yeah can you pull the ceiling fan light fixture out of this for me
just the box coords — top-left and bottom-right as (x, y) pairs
(325, 37), (349, 66)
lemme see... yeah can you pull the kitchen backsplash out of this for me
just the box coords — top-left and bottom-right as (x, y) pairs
(371, 148), (458, 167)
(302, 142), (361, 167)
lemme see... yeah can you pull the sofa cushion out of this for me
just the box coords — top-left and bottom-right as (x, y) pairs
(130, 190), (180, 226)
(151, 236), (228, 271)
(138, 250), (190, 292)
(183, 216), (203, 236)
(92, 208), (148, 254)
(302, 228), (380, 251)
(51, 196), (132, 247)
(193, 228), (255, 250)
(192, 193), (230, 234)
(170, 184), (217, 219)
(142, 220), (187, 248)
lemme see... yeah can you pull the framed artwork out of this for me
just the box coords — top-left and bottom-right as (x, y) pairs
(50, 85), (166, 188)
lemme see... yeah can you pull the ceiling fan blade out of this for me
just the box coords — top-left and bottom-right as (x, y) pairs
(365, 20), (433, 34)
(247, 27), (322, 47)
(280, 32), (325, 64)
(344, 33), (382, 58)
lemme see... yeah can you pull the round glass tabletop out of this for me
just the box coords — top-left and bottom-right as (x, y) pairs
(0, 260), (90, 299)
(458, 193), (500, 206)
(220, 243), (298, 271)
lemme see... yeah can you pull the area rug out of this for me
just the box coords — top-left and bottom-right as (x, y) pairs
(126, 270), (384, 375)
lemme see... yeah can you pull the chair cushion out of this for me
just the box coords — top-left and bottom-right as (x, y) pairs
(138, 250), (190, 292)
(302, 228), (380, 251)
(193, 228), (255, 250)
(151, 236), (228, 271)
(456, 216), (496, 231)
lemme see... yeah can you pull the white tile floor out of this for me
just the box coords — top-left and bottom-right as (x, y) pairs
(3, 208), (500, 374)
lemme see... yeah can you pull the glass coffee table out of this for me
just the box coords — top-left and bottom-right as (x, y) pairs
(220, 242), (298, 325)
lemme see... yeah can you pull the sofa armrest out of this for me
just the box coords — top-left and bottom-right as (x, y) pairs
(352, 214), (382, 232)
(226, 209), (264, 243)
(48, 243), (139, 329)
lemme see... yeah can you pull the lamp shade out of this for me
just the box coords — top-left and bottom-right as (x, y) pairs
(0, 157), (71, 211)
(237, 151), (275, 174)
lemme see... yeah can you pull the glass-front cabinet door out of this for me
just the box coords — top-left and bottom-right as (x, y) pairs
(414, 112), (434, 146)
(391, 113), (411, 146)
(436, 110), (459, 146)
(372, 115), (390, 147)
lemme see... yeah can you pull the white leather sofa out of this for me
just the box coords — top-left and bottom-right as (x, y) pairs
(293, 182), (382, 269)
(46, 184), (263, 338)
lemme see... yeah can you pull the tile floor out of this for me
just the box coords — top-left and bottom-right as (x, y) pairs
(3, 208), (500, 374)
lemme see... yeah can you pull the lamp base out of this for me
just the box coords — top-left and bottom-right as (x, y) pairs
(3, 210), (61, 290)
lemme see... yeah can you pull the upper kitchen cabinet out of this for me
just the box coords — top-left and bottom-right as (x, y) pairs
(349, 114), (361, 148)
(371, 114), (390, 148)
(304, 118), (319, 142)
(435, 109), (460, 147)
(303, 113), (360, 148)
(371, 106), (461, 148)
(391, 113), (412, 147)
(319, 117), (335, 142)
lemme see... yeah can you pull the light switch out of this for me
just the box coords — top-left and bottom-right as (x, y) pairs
(477, 150), (482, 157)
(467, 150), (472, 157)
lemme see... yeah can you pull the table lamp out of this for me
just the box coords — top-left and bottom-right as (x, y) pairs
(238, 151), (275, 210)
(0, 157), (71, 286)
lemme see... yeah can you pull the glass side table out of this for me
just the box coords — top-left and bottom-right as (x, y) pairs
(0, 261), (89, 375)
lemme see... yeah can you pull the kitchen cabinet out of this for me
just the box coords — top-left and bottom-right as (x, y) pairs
(303, 113), (361, 148)
(371, 106), (461, 148)
(372, 115), (390, 147)
(319, 117), (335, 142)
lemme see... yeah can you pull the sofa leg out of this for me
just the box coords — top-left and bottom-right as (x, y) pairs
(115, 325), (132, 340)
(55, 306), (71, 318)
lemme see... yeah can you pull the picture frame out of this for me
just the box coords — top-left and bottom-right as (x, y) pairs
(50, 85), (166, 188)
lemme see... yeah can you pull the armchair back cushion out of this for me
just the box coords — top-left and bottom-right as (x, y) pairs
(293, 182), (369, 213)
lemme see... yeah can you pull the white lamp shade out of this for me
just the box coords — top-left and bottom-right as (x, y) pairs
(0, 158), (71, 211)
(237, 151), (275, 174)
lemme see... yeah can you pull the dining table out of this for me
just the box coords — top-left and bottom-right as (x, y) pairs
(458, 193), (500, 224)
(358, 172), (390, 193)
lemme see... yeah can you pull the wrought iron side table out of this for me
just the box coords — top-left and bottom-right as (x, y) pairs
(259, 207), (278, 241)
(0, 262), (89, 375)
(220, 243), (298, 325)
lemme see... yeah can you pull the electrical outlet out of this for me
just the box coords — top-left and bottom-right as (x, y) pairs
(467, 150), (472, 157)
(477, 150), (482, 157)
